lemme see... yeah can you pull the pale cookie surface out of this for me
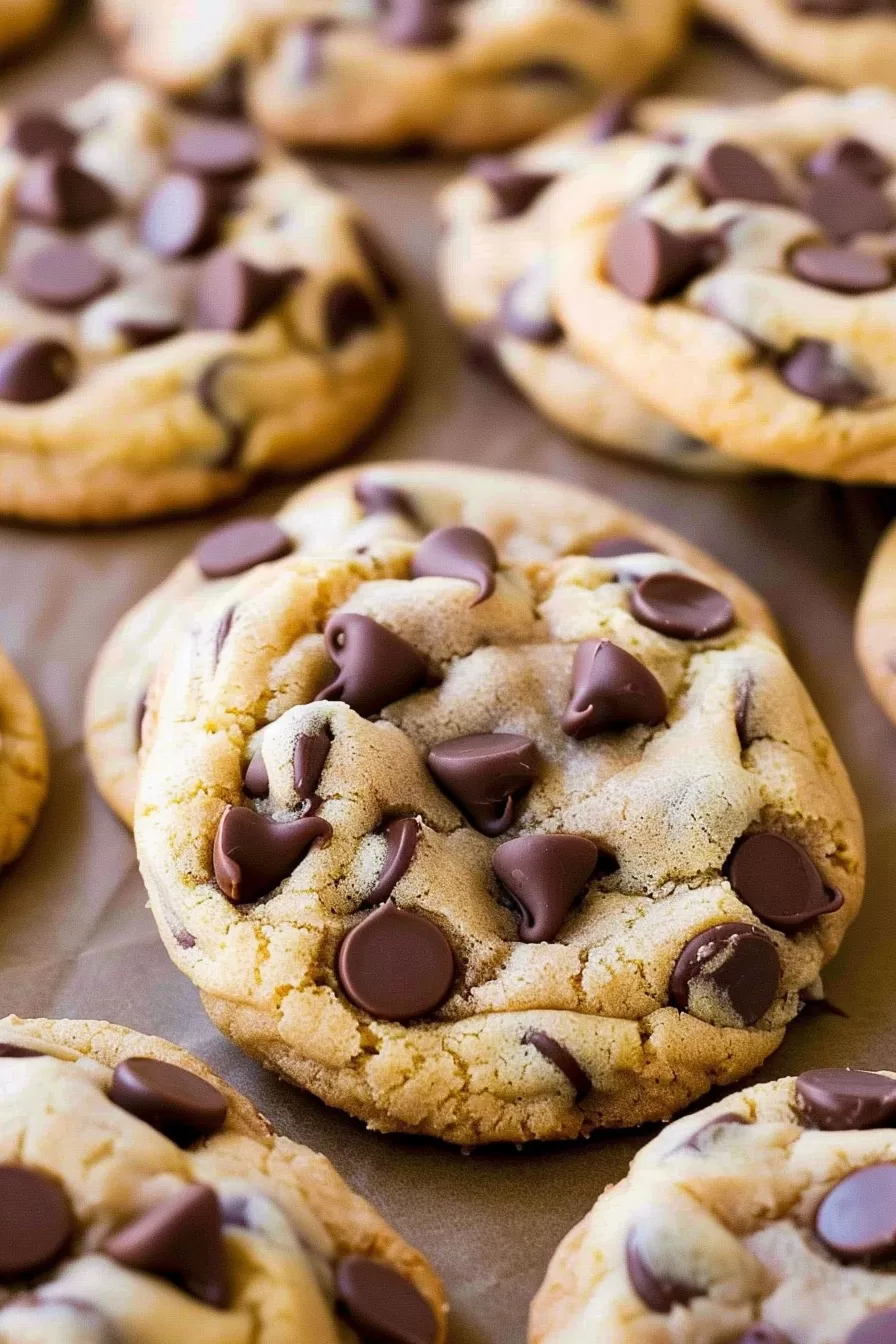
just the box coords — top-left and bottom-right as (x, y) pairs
(855, 519), (896, 726)
(96, 0), (689, 153)
(0, 647), (47, 868)
(0, 1014), (446, 1343)
(86, 460), (778, 827)
(0, 78), (404, 523)
(0, 0), (56, 54)
(551, 87), (896, 482)
(134, 476), (859, 1145)
(438, 103), (750, 474)
(531, 1067), (896, 1344)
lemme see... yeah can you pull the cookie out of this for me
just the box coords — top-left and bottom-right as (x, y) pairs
(96, 0), (690, 153)
(855, 519), (896, 726)
(439, 103), (752, 474)
(530, 1067), (896, 1343)
(0, 647), (48, 868)
(0, 0), (57, 55)
(132, 470), (860, 1145)
(86, 461), (779, 828)
(0, 78), (405, 523)
(0, 1013), (446, 1341)
(551, 87), (896, 482)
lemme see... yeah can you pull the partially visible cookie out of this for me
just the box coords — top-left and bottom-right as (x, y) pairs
(0, 0), (57, 55)
(856, 519), (896, 726)
(0, 648), (48, 868)
(531, 1067), (896, 1343)
(0, 78), (405, 523)
(96, 0), (690, 153)
(86, 460), (779, 828)
(0, 1013), (446, 1341)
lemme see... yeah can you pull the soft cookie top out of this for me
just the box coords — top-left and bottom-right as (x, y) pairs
(135, 503), (861, 1145)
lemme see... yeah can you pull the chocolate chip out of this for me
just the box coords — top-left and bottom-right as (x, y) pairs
(368, 817), (419, 905)
(698, 143), (789, 206)
(213, 606), (234, 666)
(171, 122), (261, 178)
(195, 356), (244, 464)
(679, 1112), (749, 1152)
(104, 1186), (228, 1307)
(796, 1068), (896, 1130)
(806, 170), (895, 241)
(735, 675), (754, 748)
(499, 271), (563, 345)
(522, 1030), (591, 1100)
(118, 319), (183, 349)
(625, 1228), (699, 1313)
(288, 18), (336, 83)
(589, 536), (662, 559)
(352, 220), (402, 300)
(213, 804), (331, 903)
(195, 518), (293, 579)
(779, 339), (871, 407)
(727, 832), (844, 930)
(8, 110), (77, 158)
(471, 158), (556, 218)
(140, 173), (219, 258)
(195, 250), (301, 332)
(808, 138), (891, 186)
(588, 93), (634, 143)
(0, 1043), (42, 1057)
(187, 60), (246, 118)
(380, 0), (457, 47)
(492, 834), (599, 942)
(243, 752), (269, 799)
(15, 157), (116, 229)
(0, 338), (75, 402)
(630, 573), (735, 640)
(109, 1057), (227, 1144)
(428, 734), (537, 836)
(606, 216), (720, 303)
(737, 1328), (793, 1344)
(12, 241), (118, 310)
(317, 613), (429, 717)
(353, 474), (416, 519)
(337, 901), (455, 1020)
(324, 280), (379, 347)
(0, 1167), (73, 1281)
(815, 1164), (896, 1261)
(336, 1256), (439, 1344)
(562, 639), (667, 740)
(789, 243), (891, 293)
(848, 1312), (896, 1344)
(670, 922), (781, 1026)
(411, 526), (498, 604)
(294, 730), (330, 808)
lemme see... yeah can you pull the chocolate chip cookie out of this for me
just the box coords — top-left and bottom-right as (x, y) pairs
(531, 1068), (896, 1343)
(96, 0), (690, 153)
(0, 647), (48, 869)
(0, 78), (405, 522)
(0, 1013), (446, 1340)
(551, 87), (896, 482)
(439, 102), (751, 473)
(86, 460), (778, 828)
(0, 0), (57, 56)
(856, 520), (896, 725)
(132, 476), (859, 1144)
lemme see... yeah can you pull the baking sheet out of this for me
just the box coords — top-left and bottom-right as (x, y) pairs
(1, 16), (895, 1342)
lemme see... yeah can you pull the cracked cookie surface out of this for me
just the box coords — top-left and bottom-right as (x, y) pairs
(0, 78), (404, 523)
(0, 1013), (446, 1342)
(551, 87), (896, 482)
(0, 648), (47, 869)
(132, 467), (860, 1145)
(856, 519), (896, 725)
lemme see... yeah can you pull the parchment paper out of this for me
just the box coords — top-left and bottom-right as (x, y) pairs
(1, 16), (894, 1342)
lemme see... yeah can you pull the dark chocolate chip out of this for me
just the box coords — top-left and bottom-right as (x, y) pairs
(471, 157), (556, 218)
(187, 60), (246, 118)
(140, 173), (219, 258)
(588, 536), (662, 559)
(288, 18), (338, 82)
(336, 1256), (439, 1344)
(428, 734), (537, 836)
(625, 1227), (700, 1313)
(8, 110), (77, 158)
(492, 834), (599, 942)
(367, 817), (419, 905)
(796, 1068), (896, 1130)
(0, 337), (75, 402)
(353, 474), (416, 520)
(213, 804), (331, 903)
(109, 1057), (227, 1144)
(195, 250), (301, 332)
(171, 122), (261, 178)
(195, 356), (244, 465)
(337, 901), (455, 1020)
(294, 730), (330, 808)
(352, 219), (402, 300)
(213, 606), (234, 666)
(698, 143), (789, 206)
(195, 518), (293, 579)
(243, 752), (269, 799)
(0, 1166), (73, 1281)
(15, 157), (116, 229)
(630, 572), (735, 640)
(815, 1163), (896, 1261)
(104, 1186), (228, 1307)
(323, 280), (379, 347)
(779, 339), (871, 407)
(411, 525), (498, 603)
(678, 1112), (749, 1153)
(808, 138), (890, 186)
(0, 1042), (42, 1057)
(317, 613), (429, 717)
(789, 243), (891, 293)
(735, 674), (754, 748)
(670, 921), (781, 1026)
(380, 0), (457, 47)
(12, 241), (118, 310)
(727, 832), (844, 930)
(606, 215), (721, 303)
(118, 319), (183, 349)
(848, 1312), (896, 1344)
(562, 639), (667, 740)
(499, 271), (563, 345)
(588, 93), (634, 143)
(522, 1029), (591, 1100)
(806, 169), (895, 241)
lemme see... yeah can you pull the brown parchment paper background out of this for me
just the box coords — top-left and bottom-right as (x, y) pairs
(1, 14), (895, 1342)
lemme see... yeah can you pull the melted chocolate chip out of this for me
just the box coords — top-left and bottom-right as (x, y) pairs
(815, 1164), (896, 1261)
(109, 1057), (227, 1144)
(630, 573), (735, 640)
(806, 170), (895, 241)
(294, 730), (330, 808)
(847, 1312), (896, 1344)
(779, 340), (872, 407)
(195, 356), (244, 466)
(735, 674), (754, 748)
(118, 319), (183, 349)
(317, 613), (429, 717)
(8, 110), (77, 158)
(625, 1227), (700, 1313)
(726, 832), (843, 930)
(808, 138), (890, 186)
(670, 922), (781, 1026)
(171, 122), (261, 179)
(522, 1030), (591, 1100)
(0, 1042), (43, 1057)
(678, 1112), (749, 1153)
(471, 157), (556, 218)
(336, 1256), (439, 1344)
(499, 270), (563, 345)
(0, 1166), (73, 1281)
(104, 1186), (228, 1307)
(324, 280), (379, 347)
(367, 817), (419, 905)
(337, 901), (455, 1020)
(196, 250), (301, 332)
(213, 606), (234, 666)
(411, 526), (498, 603)
(796, 1068), (896, 1130)
(562, 639), (667, 740)
(243, 752), (269, 799)
(0, 338), (75, 402)
(606, 216), (721, 303)
(195, 518), (293, 579)
(380, 0), (457, 47)
(492, 834), (599, 942)
(12, 241), (118, 310)
(140, 173), (219, 258)
(789, 243), (892, 294)
(353, 474), (416, 520)
(213, 804), (331, 903)
(428, 733), (538, 836)
(15, 157), (116, 229)
(698, 143), (789, 206)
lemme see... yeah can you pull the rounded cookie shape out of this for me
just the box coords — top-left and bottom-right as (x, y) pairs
(530, 1070), (896, 1344)
(0, 647), (48, 869)
(551, 86), (896, 482)
(133, 494), (860, 1145)
(96, 0), (690, 154)
(856, 519), (896, 726)
(85, 461), (779, 828)
(0, 1014), (446, 1341)
(0, 78), (405, 523)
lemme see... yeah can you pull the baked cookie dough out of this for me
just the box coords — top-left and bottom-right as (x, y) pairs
(439, 102), (751, 474)
(0, 648), (48, 868)
(551, 87), (896, 482)
(0, 1013), (446, 1342)
(0, 0), (57, 56)
(530, 1067), (896, 1344)
(133, 468), (860, 1145)
(86, 460), (778, 828)
(855, 519), (896, 726)
(96, 0), (690, 153)
(0, 78), (405, 523)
